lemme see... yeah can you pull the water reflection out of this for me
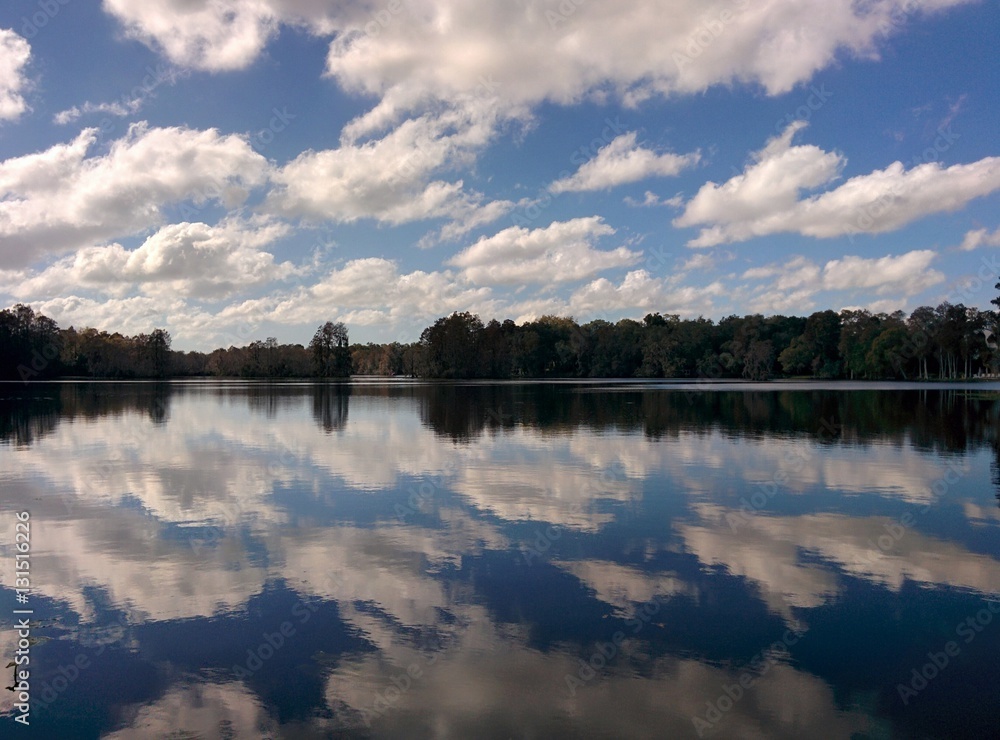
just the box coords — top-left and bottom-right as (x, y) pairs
(1, 380), (999, 738)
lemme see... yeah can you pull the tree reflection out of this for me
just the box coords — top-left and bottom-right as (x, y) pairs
(0, 381), (173, 444)
(312, 382), (351, 433)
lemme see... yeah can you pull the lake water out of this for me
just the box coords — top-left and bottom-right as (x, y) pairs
(2, 380), (999, 739)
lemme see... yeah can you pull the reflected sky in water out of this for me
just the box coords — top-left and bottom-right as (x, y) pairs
(2, 380), (999, 739)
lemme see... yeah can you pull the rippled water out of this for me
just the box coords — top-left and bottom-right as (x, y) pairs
(1, 380), (999, 739)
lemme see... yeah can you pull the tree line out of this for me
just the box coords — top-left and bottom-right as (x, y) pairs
(1, 301), (995, 381)
(363, 302), (997, 381)
(0, 305), (351, 381)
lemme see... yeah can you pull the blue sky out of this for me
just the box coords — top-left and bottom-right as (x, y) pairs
(0, 0), (998, 350)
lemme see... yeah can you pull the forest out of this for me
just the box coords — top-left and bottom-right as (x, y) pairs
(0, 300), (995, 382)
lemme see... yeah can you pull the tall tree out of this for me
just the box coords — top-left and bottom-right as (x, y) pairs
(146, 329), (172, 378)
(310, 322), (352, 378)
(420, 312), (483, 378)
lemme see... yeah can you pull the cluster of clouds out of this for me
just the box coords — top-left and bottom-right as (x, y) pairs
(1, 0), (998, 346)
(740, 249), (946, 314)
(675, 121), (1000, 247)
(100, 0), (973, 114)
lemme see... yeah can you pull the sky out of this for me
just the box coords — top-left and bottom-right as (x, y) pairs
(0, 0), (998, 351)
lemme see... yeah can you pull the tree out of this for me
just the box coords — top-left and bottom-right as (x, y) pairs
(866, 324), (909, 379)
(802, 310), (842, 377)
(420, 312), (483, 378)
(839, 310), (884, 379)
(777, 335), (813, 375)
(907, 306), (938, 380)
(145, 329), (172, 378)
(0, 304), (63, 381)
(310, 322), (352, 378)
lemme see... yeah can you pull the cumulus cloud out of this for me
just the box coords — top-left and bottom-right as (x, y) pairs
(207, 257), (496, 336)
(823, 251), (943, 293)
(959, 227), (1000, 251)
(32, 293), (186, 337)
(549, 133), (699, 193)
(675, 122), (1000, 247)
(0, 123), (269, 267)
(324, 0), (974, 135)
(567, 270), (725, 316)
(740, 250), (945, 314)
(12, 217), (297, 301)
(447, 217), (639, 285)
(101, 0), (282, 72)
(265, 109), (509, 231)
(0, 29), (31, 121)
(677, 252), (720, 273)
(100, 2), (973, 129)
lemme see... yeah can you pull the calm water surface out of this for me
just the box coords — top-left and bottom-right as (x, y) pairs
(1, 380), (999, 739)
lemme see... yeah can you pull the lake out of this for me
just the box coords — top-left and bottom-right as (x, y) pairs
(2, 380), (999, 739)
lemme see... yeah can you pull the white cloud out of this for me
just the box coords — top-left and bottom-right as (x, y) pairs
(677, 252), (720, 273)
(265, 110), (506, 231)
(549, 133), (699, 193)
(747, 288), (819, 315)
(100, 2), (974, 130)
(447, 217), (638, 285)
(0, 123), (269, 267)
(565, 270), (725, 317)
(625, 191), (683, 208)
(427, 198), (517, 245)
(32, 293), (186, 337)
(740, 249), (945, 313)
(959, 227), (1000, 251)
(12, 217), (297, 300)
(53, 62), (181, 125)
(0, 29), (31, 121)
(823, 251), (942, 293)
(209, 257), (496, 338)
(324, 0), (974, 136)
(676, 122), (1000, 247)
(54, 98), (142, 125)
(743, 255), (822, 291)
(101, 0), (281, 72)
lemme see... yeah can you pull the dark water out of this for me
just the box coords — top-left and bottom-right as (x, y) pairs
(1, 380), (999, 739)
